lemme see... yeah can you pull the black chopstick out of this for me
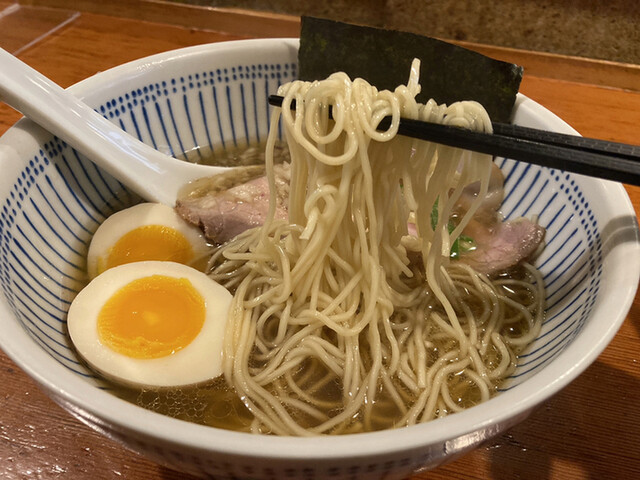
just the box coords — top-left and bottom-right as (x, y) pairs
(268, 95), (640, 186)
(491, 122), (639, 161)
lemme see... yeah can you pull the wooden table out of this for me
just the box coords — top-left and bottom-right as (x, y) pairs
(0, 2), (638, 479)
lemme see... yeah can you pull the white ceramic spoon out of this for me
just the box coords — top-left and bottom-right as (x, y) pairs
(0, 48), (230, 205)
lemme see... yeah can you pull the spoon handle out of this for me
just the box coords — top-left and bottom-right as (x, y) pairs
(0, 48), (223, 205)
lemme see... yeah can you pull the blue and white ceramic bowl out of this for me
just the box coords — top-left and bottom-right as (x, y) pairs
(0, 39), (638, 479)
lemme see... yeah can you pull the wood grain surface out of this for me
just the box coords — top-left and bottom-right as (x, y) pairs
(0, 3), (638, 479)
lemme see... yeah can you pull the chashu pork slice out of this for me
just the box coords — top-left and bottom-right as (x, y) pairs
(176, 163), (290, 244)
(460, 217), (545, 275)
(456, 162), (545, 274)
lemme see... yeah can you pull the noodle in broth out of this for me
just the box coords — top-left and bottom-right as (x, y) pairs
(196, 60), (545, 436)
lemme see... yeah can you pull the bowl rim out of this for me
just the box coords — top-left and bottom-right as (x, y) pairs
(0, 38), (638, 461)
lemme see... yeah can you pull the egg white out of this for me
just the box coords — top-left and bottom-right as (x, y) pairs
(67, 261), (232, 388)
(87, 202), (210, 279)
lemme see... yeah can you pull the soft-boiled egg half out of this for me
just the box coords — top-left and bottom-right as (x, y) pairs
(87, 202), (211, 279)
(67, 261), (232, 387)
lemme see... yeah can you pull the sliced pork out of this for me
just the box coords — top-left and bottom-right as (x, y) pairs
(460, 218), (545, 274)
(176, 164), (290, 244)
(455, 162), (545, 274)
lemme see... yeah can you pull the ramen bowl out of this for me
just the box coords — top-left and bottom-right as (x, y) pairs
(0, 39), (638, 479)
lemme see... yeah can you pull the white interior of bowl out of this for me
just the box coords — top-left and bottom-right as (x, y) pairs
(0, 38), (638, 464)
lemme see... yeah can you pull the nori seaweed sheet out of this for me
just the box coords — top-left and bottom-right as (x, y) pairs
(298, 17), (523, 123)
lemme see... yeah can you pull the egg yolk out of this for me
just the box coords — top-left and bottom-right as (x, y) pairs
(100, 225), (194, 275)
(97, 275), (205, 359)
